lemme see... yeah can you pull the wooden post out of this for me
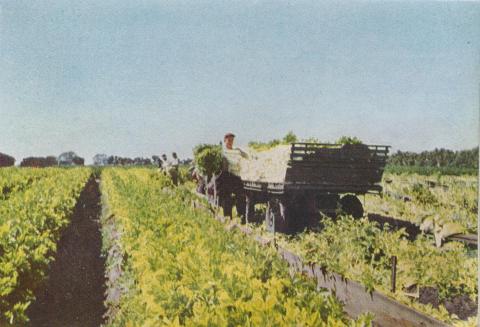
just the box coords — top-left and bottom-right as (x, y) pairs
(272, 202), (276, 248)
(391, 256), (397, 293)
(245, 195), (250, 225)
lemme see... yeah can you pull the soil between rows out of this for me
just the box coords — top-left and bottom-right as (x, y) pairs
(27, 176), (106, 327)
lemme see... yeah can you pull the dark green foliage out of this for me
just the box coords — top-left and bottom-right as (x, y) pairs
(193, 144), (223, 178)
(388, 148), (478, 170)
(193, 144), (218, 156)
(410, 183), (437, 205)
(335, 136), (363, 145)
(282, 131), (298, 143)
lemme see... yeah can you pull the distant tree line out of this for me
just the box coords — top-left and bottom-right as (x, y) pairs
(93, 155), (153, 166)
(20, 156), (59, 167)
(0, 153), (15, 167)
(0, 151), (194, 168)
(388, 147), (478, 169)
(20, 151), (85, 167)
(0, 151), (85, 168)
(92, 154), (192, 166)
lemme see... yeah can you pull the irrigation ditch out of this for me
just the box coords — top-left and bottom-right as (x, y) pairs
(27, 176), (106, 327)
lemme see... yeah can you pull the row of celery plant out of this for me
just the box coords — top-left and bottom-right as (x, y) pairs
(101, 168), (372, 326)
(0, 168), (91, 324)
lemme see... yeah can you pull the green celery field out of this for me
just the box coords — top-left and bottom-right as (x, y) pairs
(0, 168), (91, 324)
(0, 167), (477, 327)
(100, 168), (371, 326)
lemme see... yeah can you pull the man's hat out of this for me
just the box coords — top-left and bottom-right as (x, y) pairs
(224, 132), (235, 138)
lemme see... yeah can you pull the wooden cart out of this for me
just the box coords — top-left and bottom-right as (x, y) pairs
(216, 143), (389, 233)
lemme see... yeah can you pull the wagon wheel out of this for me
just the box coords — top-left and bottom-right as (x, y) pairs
(339, 194), (364, 218)
(317, 194), (340, 218)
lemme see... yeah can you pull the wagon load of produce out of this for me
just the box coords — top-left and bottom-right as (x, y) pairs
(195, 141), (386, 191)
(237, 145), (291, 183)
(193, 144), (293, 183)
(225, 143), (378, 184)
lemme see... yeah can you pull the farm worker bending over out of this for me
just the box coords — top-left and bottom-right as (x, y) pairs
(192, 165), (207, 194)
(216, 132), (247, 220)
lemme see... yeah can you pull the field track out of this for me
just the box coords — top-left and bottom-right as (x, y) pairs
(27, 176), (106, 327)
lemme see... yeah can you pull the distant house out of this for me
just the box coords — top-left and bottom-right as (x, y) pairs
(93, 154), (108, 166)
(58, 151), (84, 166)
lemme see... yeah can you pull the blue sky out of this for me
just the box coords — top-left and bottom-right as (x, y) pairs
(1, 1), (479, 163)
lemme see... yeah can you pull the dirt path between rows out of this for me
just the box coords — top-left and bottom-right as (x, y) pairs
(27, 176), (106, 327)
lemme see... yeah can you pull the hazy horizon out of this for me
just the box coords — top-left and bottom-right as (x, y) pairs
(1, 1), (479, 164)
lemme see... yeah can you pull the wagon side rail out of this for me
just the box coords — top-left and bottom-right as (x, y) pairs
(289, 143), (390, 163)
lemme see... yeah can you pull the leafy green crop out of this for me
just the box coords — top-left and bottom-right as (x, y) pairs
(0, 167), (91, 325)
(101, 168), (372, 326)
(410, 183), (438, 206)
(366, 173), (477, 233)
(0, 168), (52, 200)
(270, 215), (477, 325)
